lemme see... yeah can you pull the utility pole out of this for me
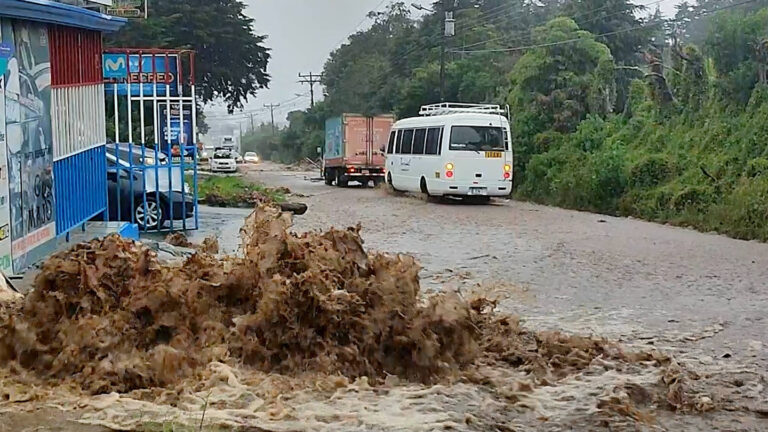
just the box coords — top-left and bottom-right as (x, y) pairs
(250, 113), (255, 132)
(264, 103), (280, 134)
(298, 72), (322, 108)
(440, 0), (458, 102)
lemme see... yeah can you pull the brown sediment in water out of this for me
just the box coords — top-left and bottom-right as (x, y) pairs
(0, 205), (479, 393)
(164, 232), (220, 255)
(0, 205), (717, 427)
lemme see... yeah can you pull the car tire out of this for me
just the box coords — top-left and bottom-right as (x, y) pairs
(135, 197), (164, 230)
(420, 177), (431, 196)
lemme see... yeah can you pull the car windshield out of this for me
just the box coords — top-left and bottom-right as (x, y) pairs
(214, 151), (232, 159)
(245, 152), (257, 157)
(449, 126), (505, 152)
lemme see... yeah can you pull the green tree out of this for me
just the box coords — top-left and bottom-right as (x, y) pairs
(508, 18), (616, 132)
(704, 8), (768, 105)
(106, 0), (271, 112)
(322, 2), (416, 116)
(507, 18), (615, 177)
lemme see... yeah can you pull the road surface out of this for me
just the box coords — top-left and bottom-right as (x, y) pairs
(193, 163), (767, 365)
(180, 162), (768, 430)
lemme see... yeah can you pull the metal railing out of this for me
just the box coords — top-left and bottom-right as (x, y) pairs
(103, 48), (199, 233)
(419, 102), (507, 116)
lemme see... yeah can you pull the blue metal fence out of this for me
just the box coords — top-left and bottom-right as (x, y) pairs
(53, 145), (107, 236)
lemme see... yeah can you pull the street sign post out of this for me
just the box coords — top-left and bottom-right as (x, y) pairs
(106, 0), (147, 19)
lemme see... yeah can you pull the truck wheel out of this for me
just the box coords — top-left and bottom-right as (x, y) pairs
(372, 178), (384, 188)
(336, 170), (348, 188)
(324, 169), (333, 186)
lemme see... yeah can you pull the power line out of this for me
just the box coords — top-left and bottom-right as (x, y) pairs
(450, 0), (759, 54)
(298, 72), (322, 108)
(459, 0), (666, 52)
(205, 93), (310, 121)
(331, 0), (389, 49)
(264, 103), (280, 134)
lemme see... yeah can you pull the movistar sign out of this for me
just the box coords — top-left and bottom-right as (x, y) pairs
(103, 53), (179, 96)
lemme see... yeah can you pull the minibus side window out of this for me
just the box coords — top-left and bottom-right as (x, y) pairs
(413, 129), (426, 155)
(387, 131), (396, 154)
(401, 129), (414, 154)
(425, 127), (441, 155)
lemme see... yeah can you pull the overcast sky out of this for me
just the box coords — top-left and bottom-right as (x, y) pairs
(205, 0), (682, 136)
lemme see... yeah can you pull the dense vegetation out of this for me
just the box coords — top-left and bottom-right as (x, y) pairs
(249, 0), (768, 241)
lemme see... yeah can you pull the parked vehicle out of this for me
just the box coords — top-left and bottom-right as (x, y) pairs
(244, 152), (260, 163)
(385, 103), (513, 202)
(210, 149), (237, 173)
(106, 143), (194, 230)
(323, 114), (394, 187)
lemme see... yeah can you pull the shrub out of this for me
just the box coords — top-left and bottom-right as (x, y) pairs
(628, 154), (675, 189)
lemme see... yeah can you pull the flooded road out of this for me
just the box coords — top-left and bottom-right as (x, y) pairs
(3, 162), (765, 432)
(164, 161), (768, 430)
(227, 164), (767, 365)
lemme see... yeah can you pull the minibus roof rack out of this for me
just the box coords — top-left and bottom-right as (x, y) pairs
(419, 103), (506, 116)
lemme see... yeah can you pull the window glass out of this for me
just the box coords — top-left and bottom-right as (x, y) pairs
(395, 130), (403, 154)
(449, 126), (505, 152)
(413, 129), (426, 155)
(425, 128), (442, 155)
(401, 129), (414, 154)
(387, 131), (396, 154)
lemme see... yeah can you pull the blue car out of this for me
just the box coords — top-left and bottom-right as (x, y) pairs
(106, 143), (194, 230)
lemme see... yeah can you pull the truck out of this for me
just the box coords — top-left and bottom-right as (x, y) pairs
(220, 135), (237, 152)
(324, 114), (395, 187)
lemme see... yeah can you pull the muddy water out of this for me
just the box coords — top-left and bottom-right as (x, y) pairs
(217, 163), (767, 430)
(2, 163), (765, 431)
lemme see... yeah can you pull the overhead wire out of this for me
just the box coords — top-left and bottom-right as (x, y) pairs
(450, 0), (759, 54)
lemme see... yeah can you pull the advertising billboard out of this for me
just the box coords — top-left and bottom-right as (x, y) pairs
(1, 19), (56, 273)
(158, 102), (193, 162)
(103, 53), (179, 96)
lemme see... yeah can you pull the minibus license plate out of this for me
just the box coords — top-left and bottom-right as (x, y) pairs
(469, 187), (487, 196)
(485, 151), (502, 158)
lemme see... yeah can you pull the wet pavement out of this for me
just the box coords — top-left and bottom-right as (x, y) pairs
(194, 163), (768, 373)
(103, 161), (768, 431)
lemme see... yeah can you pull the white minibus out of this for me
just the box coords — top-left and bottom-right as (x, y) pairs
(385, 103), (513, 201)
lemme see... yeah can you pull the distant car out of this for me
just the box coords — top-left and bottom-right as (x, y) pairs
(106, 143), (194, 230)
(244, 152), (260, 163)
(210, 150), (237, 173)
(232, 151), (245, 164)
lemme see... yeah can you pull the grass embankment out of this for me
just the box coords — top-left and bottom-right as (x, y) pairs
(196, 175), (286, 207)
(515, 85), (768, 242)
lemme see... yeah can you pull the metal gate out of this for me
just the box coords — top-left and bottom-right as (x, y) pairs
(103, 48), (199, 233)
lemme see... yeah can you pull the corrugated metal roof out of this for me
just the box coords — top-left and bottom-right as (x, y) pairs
(0, 0), (127, 32)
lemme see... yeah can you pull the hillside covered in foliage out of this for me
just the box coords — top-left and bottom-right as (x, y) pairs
(245, 0), (768, 241)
